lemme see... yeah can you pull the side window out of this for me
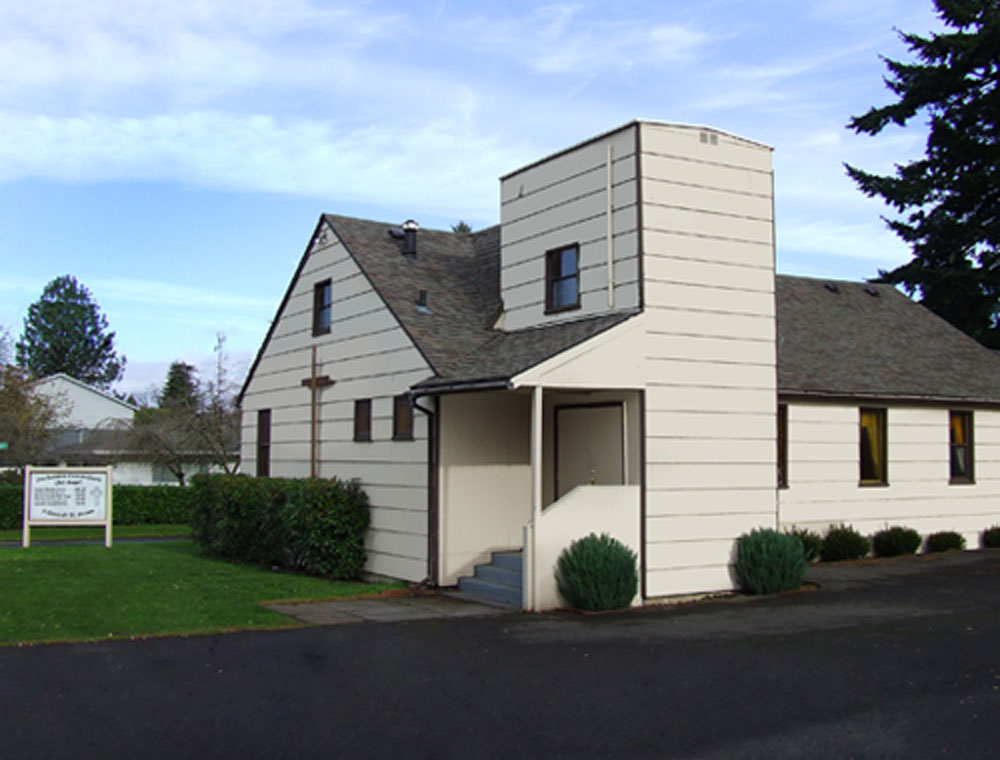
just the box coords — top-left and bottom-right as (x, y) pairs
(859, 408), (887, 485)
(393, 395), (414, 441)
(257, 409), (272, 477)
(313, 279), (332, 336)
(354, 399), (372, 442)
(949, 410), (974, 483)
(545, 244), (580, 313)
(777, 404), (788, 488)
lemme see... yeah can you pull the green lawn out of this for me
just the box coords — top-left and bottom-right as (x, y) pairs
(0, 524), (191, 543)
(0, 540), (403, 646)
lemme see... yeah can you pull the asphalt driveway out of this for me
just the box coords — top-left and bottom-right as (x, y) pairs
(3, 550), (999, 759)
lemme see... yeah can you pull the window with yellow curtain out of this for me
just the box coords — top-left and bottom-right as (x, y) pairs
(949, 411), (974, 483)
(859, 408), (887, 485)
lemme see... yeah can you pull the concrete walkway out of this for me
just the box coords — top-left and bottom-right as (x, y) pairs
(265, 593), (510, 624)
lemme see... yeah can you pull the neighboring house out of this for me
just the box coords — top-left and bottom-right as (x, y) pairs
(33, 373), (216, 485)
(237, 120), (1000, 609)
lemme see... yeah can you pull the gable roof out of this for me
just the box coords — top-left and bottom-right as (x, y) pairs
(777, 275), (1000, 404)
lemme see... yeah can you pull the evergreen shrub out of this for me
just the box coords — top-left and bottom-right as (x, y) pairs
(785, 527), (822, 562)
(190, 474), (370, 579)
(820, 524), (870, 562)
(735, 528), (807, 595)
(872, 526), (922, 558)
(982, 526), (1000, 549)
(925, 530), (966, 553)
(555, 533), (638, 611)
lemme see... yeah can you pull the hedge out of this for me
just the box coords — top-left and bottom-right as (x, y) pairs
(0, 484), (196, 530)
(190, 474), (370, 580)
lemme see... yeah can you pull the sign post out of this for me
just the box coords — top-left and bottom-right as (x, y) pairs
(22, 466), (113, 548)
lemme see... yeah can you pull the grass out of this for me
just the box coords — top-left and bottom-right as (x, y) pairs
(0, 540), (404, 646)
(0, 524), (191, 542)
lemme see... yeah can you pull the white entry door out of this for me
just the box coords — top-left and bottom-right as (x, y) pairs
(555, 403), (625, 499)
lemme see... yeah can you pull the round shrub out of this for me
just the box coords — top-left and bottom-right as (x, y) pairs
(925, 530), (966, 553)
(820, 524), (870, 562)
(555, 533), (638, 611)
(785, 527), (822, 563)
(982, 526), (1000, 549)
(872, 526), (921, 558)
(735, 529), (807, 595)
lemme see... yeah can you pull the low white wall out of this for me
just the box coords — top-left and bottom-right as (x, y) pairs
(779, 403), (1000, 549)
(530, 484), (641, 610)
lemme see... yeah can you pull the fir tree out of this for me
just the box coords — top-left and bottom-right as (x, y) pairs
(846, 0), (1000, 346)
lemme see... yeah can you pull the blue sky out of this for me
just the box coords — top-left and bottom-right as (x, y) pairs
(0, 0), (942, 395)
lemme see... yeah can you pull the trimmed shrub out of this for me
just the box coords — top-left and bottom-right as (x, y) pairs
(0, 483), (195, 529)
(982, 526), (1000, 549)
(735, 529), (807, 595)
(555, 533), (638, 611)
(190, 474), (370, 579)
(820, 524), (870, 562)
(872, 526), (922, 558)
(925, 530), (966, 553)
(785, 527), (822, 563)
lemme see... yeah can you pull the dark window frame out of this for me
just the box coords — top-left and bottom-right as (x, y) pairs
(312, 279), (332, 336)
(256, 408), (272, 477)
(544, 243), (581, 314)
(859, 407), (888, 486)
(354, 399), (372, 442)
(777, 403), (788, 488)
(393, 394), (414, 441)
(949, 410), (974, 484)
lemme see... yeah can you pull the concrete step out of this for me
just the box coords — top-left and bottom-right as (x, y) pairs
(457, 576), (522, 608)
(491, 550), (523, 573)
(475, 563), (521, 589)
(455, 550), (524, 609)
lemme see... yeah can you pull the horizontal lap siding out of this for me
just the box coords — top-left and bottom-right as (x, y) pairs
(640, 123), (777, 599)
(501, 127), (640, 330)
(240, 223), (433, 582)
(779, 404), (1000, 547)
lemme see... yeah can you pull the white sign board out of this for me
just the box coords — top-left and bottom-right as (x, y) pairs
(23, 466), (113, 548)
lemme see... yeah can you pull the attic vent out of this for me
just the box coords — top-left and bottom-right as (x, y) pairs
(699, 131), (718, 145)
(402, 219), (419, 258)
(864, 286), (880, 297)
(824, 283), (840, 294)
(388, 227), (405, 239)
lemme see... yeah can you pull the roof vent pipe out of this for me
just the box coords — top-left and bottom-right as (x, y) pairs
(402, 219), (419, 258)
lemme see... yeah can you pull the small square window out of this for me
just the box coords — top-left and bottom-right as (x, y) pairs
(393, 395), (414, 441)
(354, 399), (372, 442)
(860, 408), (887, 486)
(950, 410), (974, 483)
(545, 244), (580, 313)
(313, 279), (332, 336)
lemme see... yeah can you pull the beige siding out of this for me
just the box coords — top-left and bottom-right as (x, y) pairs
(640, 122), (778, 598)
(779, 403), (1000, 547)
(240, 221), (434, 582)
(501, 125), (641, 330)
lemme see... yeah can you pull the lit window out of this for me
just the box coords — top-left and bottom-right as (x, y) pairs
(545, 244), (580, 313)
(859, 408), (887, 485)
(950, 411), (974, 483)
(313, 279), (332, 336)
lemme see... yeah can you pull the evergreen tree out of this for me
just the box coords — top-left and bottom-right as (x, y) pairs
(846, 0), (1000, 346)
(16, 275), (126, 388)
(159, 361), (200, 410)
(451, 220), (473, 234)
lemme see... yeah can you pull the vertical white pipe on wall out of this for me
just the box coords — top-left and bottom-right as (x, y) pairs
(529, 385), (544, 611)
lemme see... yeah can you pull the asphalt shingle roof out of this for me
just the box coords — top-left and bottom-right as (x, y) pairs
(777, 275), (1000, 404)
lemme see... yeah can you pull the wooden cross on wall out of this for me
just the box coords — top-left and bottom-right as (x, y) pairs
(300, 345), (334, 478)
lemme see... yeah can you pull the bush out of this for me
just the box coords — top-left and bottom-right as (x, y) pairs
(872, 526), (922, 558)
(820, 524), (870, 562)
(983, 526), (1000, 549)
(735, 529), (807, 595)
(785, 527), (822, 563)
(925, 530), (966, 553)
(0, 483), (195, 529)
(190, 474), (370, 579)
(555, 533), (638, 611)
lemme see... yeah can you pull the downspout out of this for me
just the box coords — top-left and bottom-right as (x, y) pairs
(411, 395), (439, 586)
(606, 142), (615, 309)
